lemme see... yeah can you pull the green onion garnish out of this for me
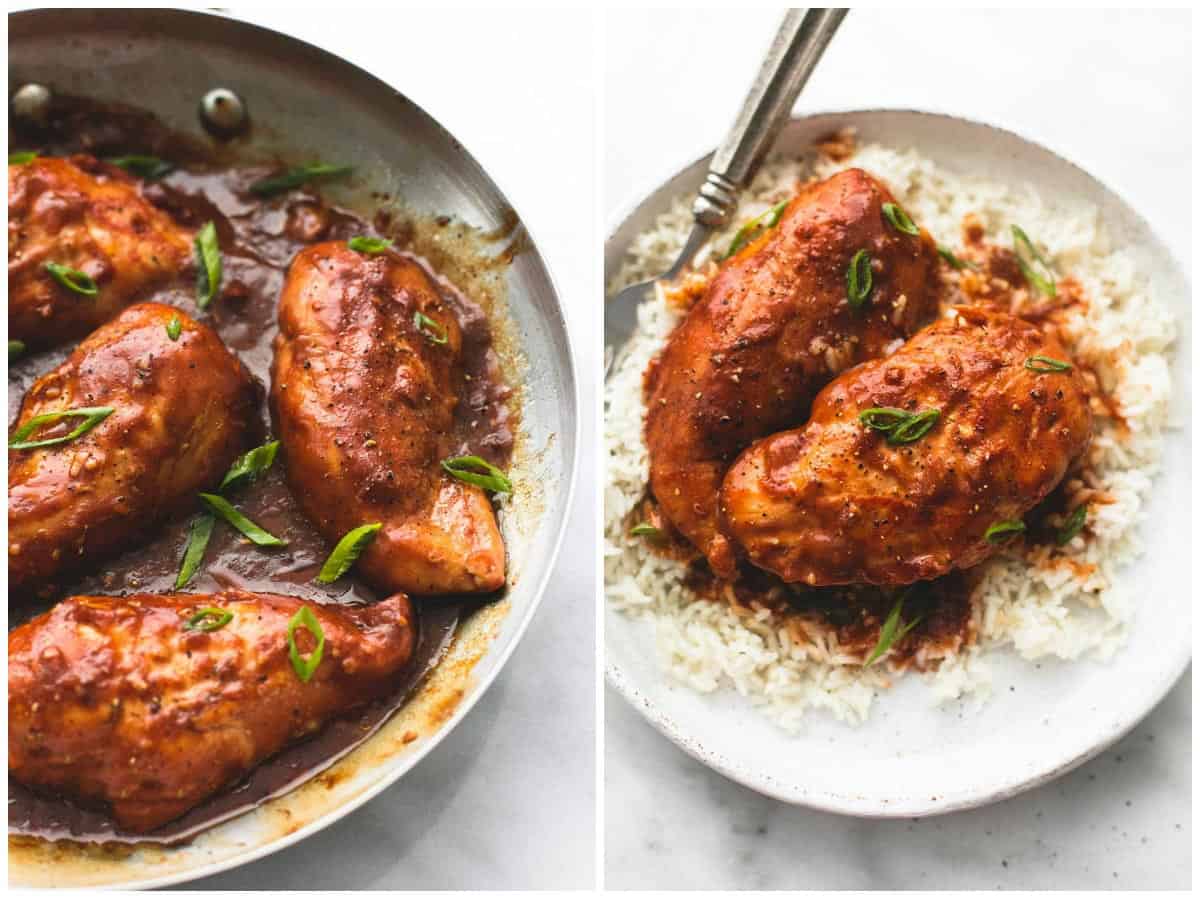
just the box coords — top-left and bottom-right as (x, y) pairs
(198, 493), (287, 547)
(249, 163), (353, 197)
(1011, 225), (1056, 297)
(287, 605), (326, 683)
(44, 262), (98, 296)
(194, 221), (221, 309)
(858, 407), (913, 432)
(316, 522), (382, 583)
(441, 455), (512, 493)
(1024, 355), (1073, 373)
(846, 249), (873, 309)
(182, 605), (232, 632)
(219, 440), (281, 492)
(865, 591), (921, 666)
(888, 408), (940, 445)
(166, 316), (182, 341)
(9, 406), (115, 450)
(937, 244), (979, 271)
(175, 513), (216, 589)
(859, 407), (940, 445)
(9, 339), (26, 361)
(9, 150), (38, 165)
(414, 311), (449, 345)
(347, 236), (393, 255)
(106, 155), (174, 180)
(723, 200), (790, 260)
(882, 202), (919, 236)
(1056, 504), (1088, 546)
(630, 523), (662, 538)
(984, 519), (1026, 543)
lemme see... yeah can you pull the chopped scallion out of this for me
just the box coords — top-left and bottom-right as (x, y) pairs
(9, 406), (115, 450)
(441, 455), (512, 493)
(316, 523), (382, 583)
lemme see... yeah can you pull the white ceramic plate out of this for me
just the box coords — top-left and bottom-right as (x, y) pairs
(604, 110), (1191, 817)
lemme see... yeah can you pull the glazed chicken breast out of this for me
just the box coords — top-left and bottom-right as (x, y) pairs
(9, 590), (415, 833)
(9, 303), (257, 591)
(720, 307), (1093, 586)
(8, 155), (193, 348)
(272, 242), (505, 595)
(645, 168), (940, 577)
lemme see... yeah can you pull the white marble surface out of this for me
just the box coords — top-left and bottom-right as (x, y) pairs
(191, 8), (597, 890)
(604, 8), (1191, 891)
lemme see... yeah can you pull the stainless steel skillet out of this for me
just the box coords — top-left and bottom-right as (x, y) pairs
(9, 7), (578, 888)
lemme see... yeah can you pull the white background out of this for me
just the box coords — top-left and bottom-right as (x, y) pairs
(604, 8), (1190, 891)
(188, 7), (598, 890)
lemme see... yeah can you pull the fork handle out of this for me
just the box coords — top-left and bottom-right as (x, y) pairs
(693, 8), (848, 227)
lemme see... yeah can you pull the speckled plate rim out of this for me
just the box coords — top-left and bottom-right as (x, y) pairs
(8, 8), (581, 888)
(603, 107), (1191, 818)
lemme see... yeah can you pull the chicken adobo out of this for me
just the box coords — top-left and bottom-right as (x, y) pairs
(644, 169), (940, 577)
(9, 590), (415, 833)
(9, 155), (194, 347)
(8, 95), (516, 839)
(9, 302), (257, 591)
(720, 306), (1093, 586)
(272, 243), (506, 595)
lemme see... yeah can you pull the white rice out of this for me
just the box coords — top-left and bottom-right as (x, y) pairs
(604, 143), (1176, 732)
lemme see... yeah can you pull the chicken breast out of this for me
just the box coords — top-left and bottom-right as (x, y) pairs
(9, 589), (415, 833)
(645, 168), (940, 577)
(8, 303), (257, 591)
(8, 155), (193, 348)
(272, 242), (505, 595)
(720, 307), (1093, 586)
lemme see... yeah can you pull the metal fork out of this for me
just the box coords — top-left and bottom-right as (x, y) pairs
(604, 9), (847, 372)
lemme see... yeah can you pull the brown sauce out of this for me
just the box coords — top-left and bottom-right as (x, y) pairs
(9, 95), (515, 842)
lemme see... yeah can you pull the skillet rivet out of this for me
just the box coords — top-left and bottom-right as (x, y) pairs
(11, 83), (52, 124)
(199, 87), (248, 137)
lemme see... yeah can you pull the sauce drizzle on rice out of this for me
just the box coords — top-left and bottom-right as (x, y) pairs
(605, 141), (1175, 730)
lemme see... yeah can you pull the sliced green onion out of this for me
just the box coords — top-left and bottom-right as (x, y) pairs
(1025, 354), (1073, 373)
(44, 262), (98, 296)
(316, 523), (382, 583)
(1011, 225), (1056, 297)
(194, 221), (221, 309)
(9, 150), (38, 165)
(347, 236), (393, 255)
(888, 408), (940, 445)
(219, 440), (281, 492)
(858, 407), (913, 433)
(630, 523), (662, 538)
(106, 155), (173, 180)
(166, 316), (183, 341)
(9, 339), (26, 361)
(9, 406), (115, 450)
(414, 311), (449, 345)
(182, 605), (232, 632)
(859, 407), (940, 445)
(882, 202), (919, 236)
(846, 249), (873, 309)
(723, 200), (790, 260)
(865, 591), (921, 666)
(249, 163), (353, 197)
(441, 455), (512, 493)
(984, 519), (1026, 543)
(287, 605), (326, 683)
(937, 244), (979, 271)
(198, 493), (286, 547)
(175, 513), (216, 589)
(1056, 504), (1088, 546)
